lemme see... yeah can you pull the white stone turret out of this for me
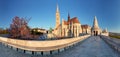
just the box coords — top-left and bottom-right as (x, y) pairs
(101, 28), (109, 36)
(92, 16), (100, 30)
(91, 16), (101, 36)
(104, 28), (108, 33)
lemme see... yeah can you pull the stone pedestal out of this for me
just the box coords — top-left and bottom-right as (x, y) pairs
(52, 50), (58, 54)
(4, 43), (8, 47)
(35, 51), (42, 55)
(12, 47), (17, 51)
(8, 45), (12, 49)
(43, 51), (50, 55)
(25, 50), (32, 54)
(17, 49), (24, 53)
(65, 46), (69, 50)
(59, 48), (64, 52)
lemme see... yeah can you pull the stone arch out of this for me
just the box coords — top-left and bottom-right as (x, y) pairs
(93, 31), (98, 36)
(96, 31), (98, 36)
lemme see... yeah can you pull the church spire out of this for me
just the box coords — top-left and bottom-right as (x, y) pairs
(93, 16), (99, 29)
(105, 28), (108, 32)
(56, 4), (59, 12)
(55, 3), (60, 28)
(68, 12), (70, 22)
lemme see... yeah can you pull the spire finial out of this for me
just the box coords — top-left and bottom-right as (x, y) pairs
(56, 3), (59, 12)
(105, 28), (108, 32)
(68, 12), (70, 21)
(62, 18), (64, 21)
(68, 12), (70, 17)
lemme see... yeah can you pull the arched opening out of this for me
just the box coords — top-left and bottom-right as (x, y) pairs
(93, 31), (98, 36)
(64, 28), (65, 37)
(94, 31), (95, 36)
(96, 31), (98, 36)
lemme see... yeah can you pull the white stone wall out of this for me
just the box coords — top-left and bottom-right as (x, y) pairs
(0, 35), (90, 51)
(101, 33), (109, 36)
(72, 23), (82, 37)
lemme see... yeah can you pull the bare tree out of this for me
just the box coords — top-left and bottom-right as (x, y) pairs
(9, 16), (31, 39)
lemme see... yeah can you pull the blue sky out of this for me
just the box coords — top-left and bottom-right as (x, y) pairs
(0, 0), (120, 33)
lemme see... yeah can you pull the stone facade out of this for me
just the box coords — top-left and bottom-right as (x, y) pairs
(91, 16), (109, 36)
(53, 4), (82, 37)
(61, 17), (82, 37)
(101, 28), (109, 36)
(53, 4), (109, 37)
(81, 24), (91, 34)
(91, 16), (102, 36)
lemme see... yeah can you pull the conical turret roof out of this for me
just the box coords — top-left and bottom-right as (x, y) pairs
(56, 4), (59, 12)
(92, 16), (100, 30)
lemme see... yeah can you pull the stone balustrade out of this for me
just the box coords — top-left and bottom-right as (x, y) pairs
(0, 35), (90, 55)
(100, 35), (120, 53)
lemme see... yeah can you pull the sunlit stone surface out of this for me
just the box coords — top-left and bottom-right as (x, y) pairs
(0, 36), (119, 57)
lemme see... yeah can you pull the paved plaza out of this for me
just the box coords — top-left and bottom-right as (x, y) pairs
(0, 36), (120, 57)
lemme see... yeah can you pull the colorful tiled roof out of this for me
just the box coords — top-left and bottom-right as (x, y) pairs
(70, 17), (80, 23)
(81, 24), (90, 29)
(63, 17), (80, 25)
(64, 21), (68, 25)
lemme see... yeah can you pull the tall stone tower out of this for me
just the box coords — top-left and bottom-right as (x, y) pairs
(55, 4), (60, 28)
(91, 16), (101, 36)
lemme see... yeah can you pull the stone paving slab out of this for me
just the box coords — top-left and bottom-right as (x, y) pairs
(0, 36), (120, 57)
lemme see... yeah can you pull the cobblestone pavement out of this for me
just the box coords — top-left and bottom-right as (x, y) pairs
(0, 36), (120, 57)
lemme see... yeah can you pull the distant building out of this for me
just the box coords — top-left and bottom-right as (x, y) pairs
(91, 16), (109, 36)
(53, 4), (82, 37)
(101, 28), (109, 36)
(32, 28), (47, 34)
(91, 16), (102, 36)
(53, 4), (109, 37)
(81, 24), (91, 34)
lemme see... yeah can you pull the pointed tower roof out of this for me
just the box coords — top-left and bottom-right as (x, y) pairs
(105, 28), (108, 32)
(92, 16), (100, 30)
(68, 12), (70, 17)
(56, 4), (59, 12)
(68, 12), (70, 22)
(102, 28), (108, 33)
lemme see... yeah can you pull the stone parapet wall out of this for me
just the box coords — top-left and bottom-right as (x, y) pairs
(0, 35), (90, 55)
(100, 35), (120, 53)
